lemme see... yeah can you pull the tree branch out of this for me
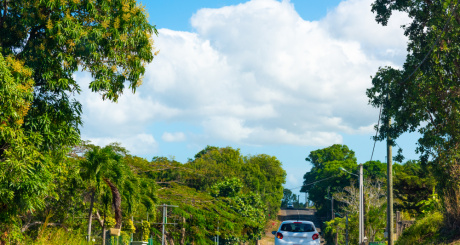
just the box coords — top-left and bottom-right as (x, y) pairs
(21, 221), (64, 232)
(95, 210), (104, 228)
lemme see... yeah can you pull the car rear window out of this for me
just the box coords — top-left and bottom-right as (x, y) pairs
(280, 223), (315, 232)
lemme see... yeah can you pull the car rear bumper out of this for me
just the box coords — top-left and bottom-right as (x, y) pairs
(274, 239), (320, 245)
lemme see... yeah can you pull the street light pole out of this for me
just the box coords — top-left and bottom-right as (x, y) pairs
(339, 166), (364, 245)
(359, 164), (364, 245)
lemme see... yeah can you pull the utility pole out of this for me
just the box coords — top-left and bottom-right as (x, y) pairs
(387, 117), (394, 245)
(154, 204), (178, 245)
(331, 196), (334, 219)
(305, 193), (308, 208)
(345, 214), (349, 245)
(331, 195), (338, 245)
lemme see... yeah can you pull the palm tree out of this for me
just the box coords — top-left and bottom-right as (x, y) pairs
(80, 145), (110, 242)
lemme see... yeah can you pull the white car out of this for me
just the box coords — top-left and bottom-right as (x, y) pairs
(287, 203), (294, 209)
(272, 220), (320, 245)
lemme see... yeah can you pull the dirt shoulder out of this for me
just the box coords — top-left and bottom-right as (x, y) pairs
(258, 219), (280, 245)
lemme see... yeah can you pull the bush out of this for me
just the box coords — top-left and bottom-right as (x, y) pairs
(30, 228), (87, 245)
(396, 211), (443, 245)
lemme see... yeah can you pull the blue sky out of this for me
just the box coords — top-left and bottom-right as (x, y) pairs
(76, 0), (418, 193)
(143, 0), (343, 31)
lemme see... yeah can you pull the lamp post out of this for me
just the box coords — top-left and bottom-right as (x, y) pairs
(340, 165), (364, 245)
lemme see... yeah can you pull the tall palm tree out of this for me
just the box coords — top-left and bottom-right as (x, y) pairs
(80, 145), (110, 242)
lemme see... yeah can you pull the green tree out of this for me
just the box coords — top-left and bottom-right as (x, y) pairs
(393, 160), (437, 216)
(211, 177), (243, 198)
(0, 53), (52, 242)
(186, 146), (285, 217)
(368, 0), (460, 232)
(0, 0), (157, 238)
(80, 143), (127, 242)
(301, 144), (358, 216)
(145, 147), (286, 244)
(243, 154), (285, 217)
(281, 189), (296, 208)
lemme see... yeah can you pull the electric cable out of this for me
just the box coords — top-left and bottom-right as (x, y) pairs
(369, 106), (382, 162)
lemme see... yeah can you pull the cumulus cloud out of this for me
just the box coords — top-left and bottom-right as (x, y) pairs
(77, 0), (410, 151)
(162, 132), (187, 142)
(321, 0), (410, 63)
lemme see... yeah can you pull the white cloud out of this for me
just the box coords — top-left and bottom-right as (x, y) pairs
(85, 133), (158, 156)
(162, 132), (186, 142)
(287, 173), (301, 187)
(321, 0), (410, 63)
(77, 0), (410, 149)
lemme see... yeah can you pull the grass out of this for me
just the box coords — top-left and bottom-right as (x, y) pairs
(29, 228), (88, 245)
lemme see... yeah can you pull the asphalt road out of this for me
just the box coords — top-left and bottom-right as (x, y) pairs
(276, 208), (325, 244)
(277, 208), (317, 222)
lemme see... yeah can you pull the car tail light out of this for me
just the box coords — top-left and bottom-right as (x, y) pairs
(312, 233), (319, 240)
(276, 232), (283, 239)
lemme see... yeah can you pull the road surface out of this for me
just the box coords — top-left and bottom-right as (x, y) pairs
(277, 208), (317, 222)
(259, 208), (324, 245)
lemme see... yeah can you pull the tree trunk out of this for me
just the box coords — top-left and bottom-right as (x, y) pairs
(104, 178), (122, 229)
(440, 163), (460, 234)
(166, 232), (175, 245)
(102, 211), (106, 245)
(180, 217), (186, 245)
(87, 190), (96, 242)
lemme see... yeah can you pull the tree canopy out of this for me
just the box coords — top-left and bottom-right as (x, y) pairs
(368, 0), (460, 232)
(393, 160), (437, 215)
(137, 146), (286, 244)
(301, 144), (358, 216)
(0, 0), (157, 241)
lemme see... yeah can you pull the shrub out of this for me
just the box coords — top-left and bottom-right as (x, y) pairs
(396, 211), (443, 245)
(31, 228), (86, 245)
(141, 220), (151, 241)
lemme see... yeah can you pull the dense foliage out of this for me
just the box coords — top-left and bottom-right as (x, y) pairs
(368, 0), (460, 233)
(147, 146), (286, 244)
(301, 144), (440, 244)
(300, 144), (358, 216)
(393, 160), (437, 215)
(0, 0), (157, 242)
(0, 143), (286, 244)
(300, 144), (387, 216)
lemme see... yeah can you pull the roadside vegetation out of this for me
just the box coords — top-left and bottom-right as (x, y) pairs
(1, 143), (286, 244)
(300, 144), (442, 244)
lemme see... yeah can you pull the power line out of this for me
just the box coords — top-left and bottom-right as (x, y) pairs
(370, 106), (382, 162)
(286, 175), (338, 191)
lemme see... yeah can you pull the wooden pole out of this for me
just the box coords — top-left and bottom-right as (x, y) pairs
(387, 117), (394, 245)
